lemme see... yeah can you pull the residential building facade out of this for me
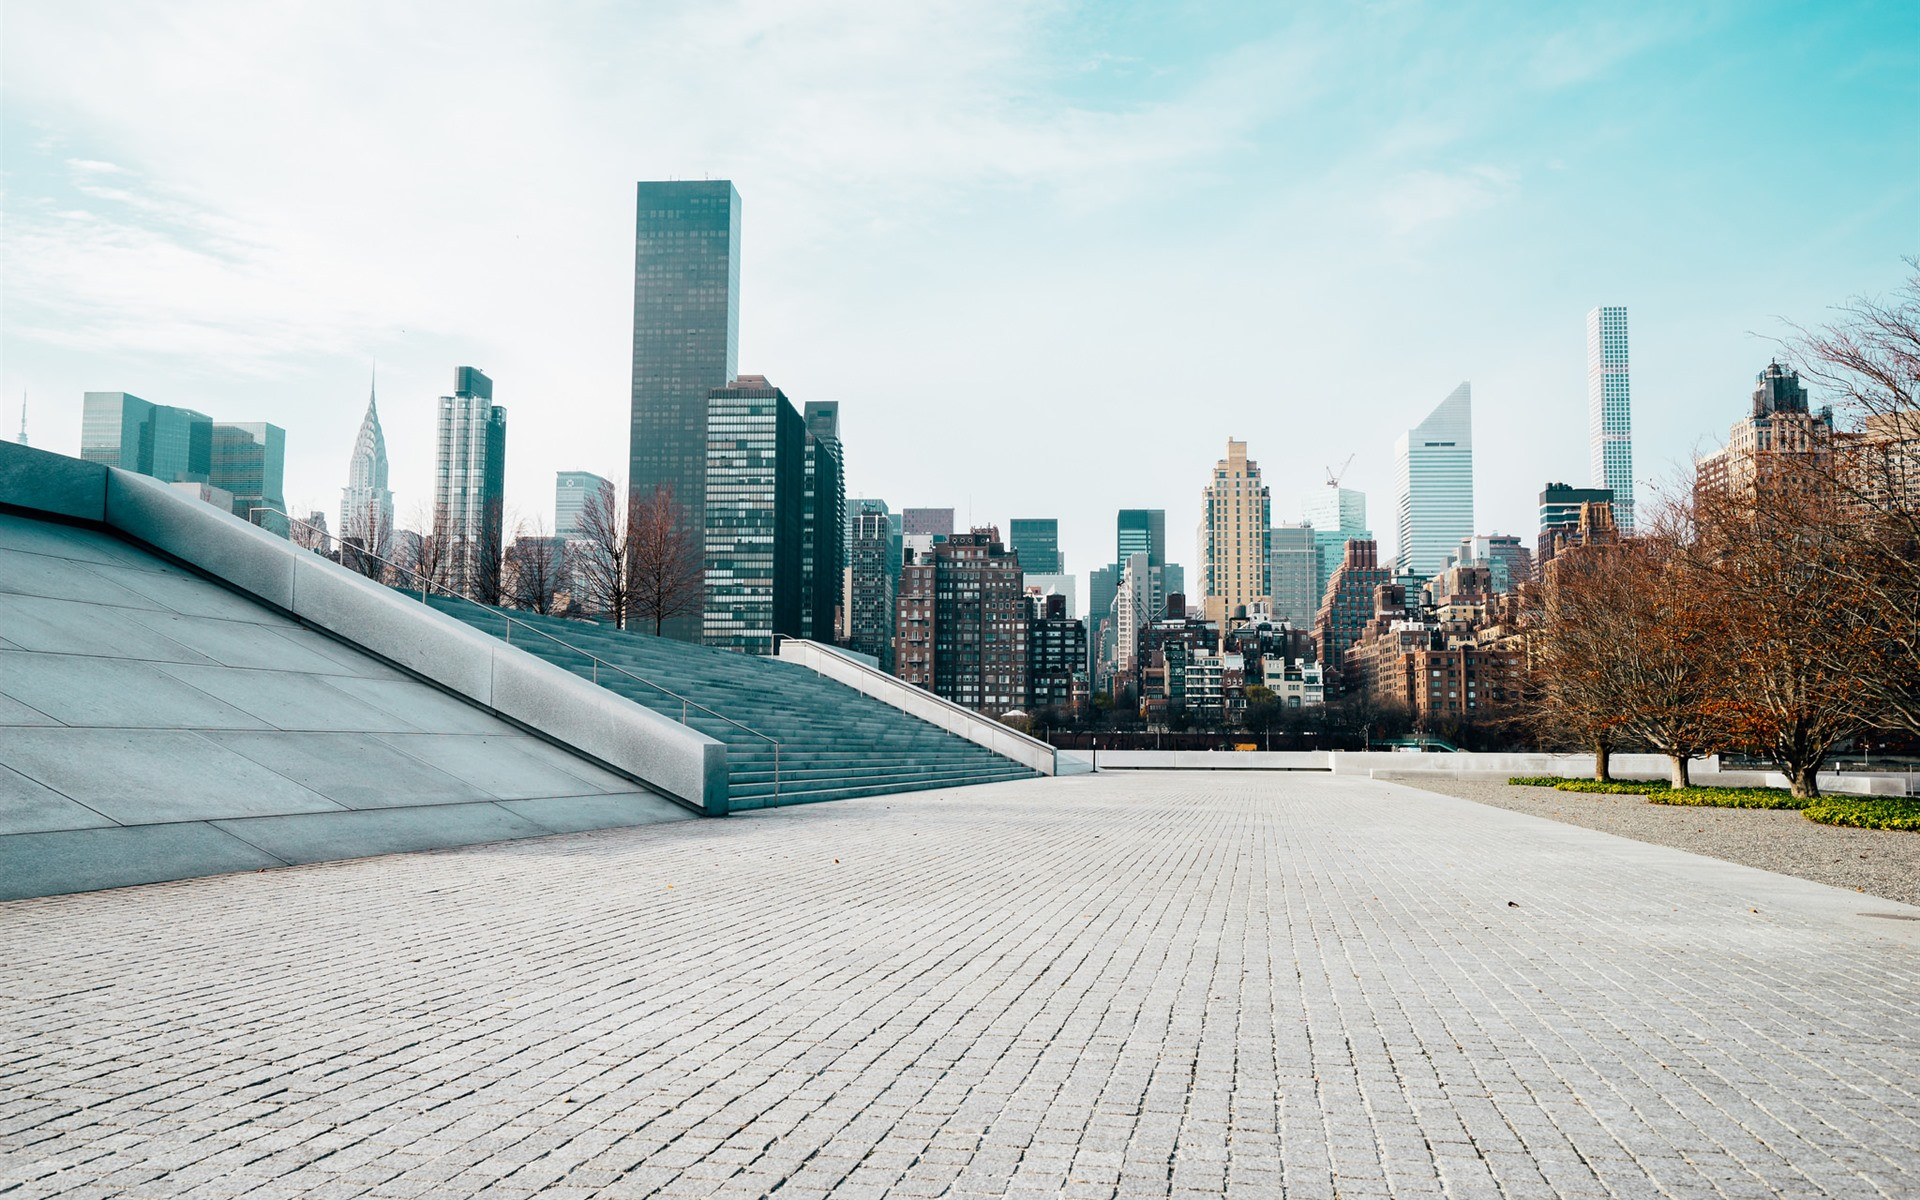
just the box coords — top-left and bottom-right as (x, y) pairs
(1200, 441), (1270, 628)
(891, 529), (1028, 713)
(1313, 539), (1394, 681)
(847, 501), (900, 669)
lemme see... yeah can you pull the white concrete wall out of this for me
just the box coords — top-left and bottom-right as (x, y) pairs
(100, 469), (730, 814)
(775, 639), (1059, 776)
(1087, 746), (1909, 794)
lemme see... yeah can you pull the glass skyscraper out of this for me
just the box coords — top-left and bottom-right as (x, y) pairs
(211, 422), (286, 532)
(432, 367), (507, 599)
(1587, 306), (1634, 534)
(800, 401), (845, 643)
(1267, 523), (1318, 626)
(1116, 509), (1165, 568)
(631, 180), (741, 640)
(554, 470), (610, 541)
(703, 376), (802, 655)
(80, 392), (212, 484)
(1007, 518), (1062, 573)
(1302, 484), (1370, 613)
(1393, 383), (1475, 580)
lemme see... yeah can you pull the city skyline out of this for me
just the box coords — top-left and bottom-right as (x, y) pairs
(3, 4), (1911, 591)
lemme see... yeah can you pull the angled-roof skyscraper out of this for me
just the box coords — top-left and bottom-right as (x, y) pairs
(1393, 383), (1475, 580)
(631, 180), (741, 640)
(340, 371), (393, 558)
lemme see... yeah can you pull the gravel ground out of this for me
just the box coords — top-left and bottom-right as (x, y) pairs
(1382, 774), (1920, 907)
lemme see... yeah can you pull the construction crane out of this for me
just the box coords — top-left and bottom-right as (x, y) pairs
(1324, 454), (1354, 488)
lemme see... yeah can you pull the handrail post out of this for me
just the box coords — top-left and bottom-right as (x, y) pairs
(775, 742), (781, 803)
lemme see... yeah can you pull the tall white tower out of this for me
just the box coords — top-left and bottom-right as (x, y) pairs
(1587, 306), (1633, 534)
(1393, 383), (1475, 579)
(340, 370), (394, 558)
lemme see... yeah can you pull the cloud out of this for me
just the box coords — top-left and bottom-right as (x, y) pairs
(1374, 166), (1519, 235)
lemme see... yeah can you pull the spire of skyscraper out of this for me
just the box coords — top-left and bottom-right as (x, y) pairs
(340, 363), (394, 559)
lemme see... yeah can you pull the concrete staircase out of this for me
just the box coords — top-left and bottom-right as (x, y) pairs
(425, 600), (1040, 810)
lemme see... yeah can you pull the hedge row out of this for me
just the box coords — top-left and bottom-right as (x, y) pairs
(1802, 797), (1920, 831)
(1508, 776), (1919, 829)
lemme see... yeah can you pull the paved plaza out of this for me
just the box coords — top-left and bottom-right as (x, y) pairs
(3, 772), (1918, 1199)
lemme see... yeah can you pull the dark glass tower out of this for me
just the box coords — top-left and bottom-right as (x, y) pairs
(631, 180), (741, 639)
(1007, 518), (1061, 573)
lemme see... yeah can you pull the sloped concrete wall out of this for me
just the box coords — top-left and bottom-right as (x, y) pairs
(0, 507), (694, 899)
(776, 638), (1059, 775)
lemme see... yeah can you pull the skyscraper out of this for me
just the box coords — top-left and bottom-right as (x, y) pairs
(1587, 306), (1634, 534)
(1267, 523), (1319, 626)
(702, 375), (802, 654)
(848, 502), (901, 669)
(1008, 518), (1062, 573)
(1394, 383), (1475, 579)
(341, 377), (393, 558)
(432, 367), (507, 598)
(554, 470), (609, 540)
(1116, 509), (1165, 569)
(1302, 484), (1370, 610)
(631, 180), (741, 640)
(80, 392), (212, 484)
(800, 401), (846, 643)
(1201, 440), (1271, 629)
(211, 422), (286, 532)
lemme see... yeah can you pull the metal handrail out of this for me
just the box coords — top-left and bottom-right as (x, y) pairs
(249, 507), (780, 801)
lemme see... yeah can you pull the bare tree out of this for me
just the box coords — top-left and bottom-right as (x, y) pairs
(503, 514), (565, 615)
(629, 482), (704, 637)
(1778, 261), (1920, 735)
(399, 500), (456, 595)
(573, 479), (635, 628)
(1532, 560), (1635, 781)
(1687, 459), (1876, 798)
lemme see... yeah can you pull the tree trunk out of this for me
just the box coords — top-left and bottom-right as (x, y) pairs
(1594, 740), (1613, 783)
(1789, 762), (1822, 800)
(1668, 753), (1691, 789)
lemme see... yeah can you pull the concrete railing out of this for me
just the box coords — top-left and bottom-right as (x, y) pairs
(0, 443), (729, 815)
(775, 639), (1064, 776)
(1083, 747), (1908, 795)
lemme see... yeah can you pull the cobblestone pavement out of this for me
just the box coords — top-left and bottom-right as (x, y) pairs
(3, 772), (1918, 1200)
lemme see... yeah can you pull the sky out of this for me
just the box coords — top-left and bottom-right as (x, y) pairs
(3, 0), (1916, 613)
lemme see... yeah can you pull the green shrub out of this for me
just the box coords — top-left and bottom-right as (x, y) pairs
(1802, 796), (1920, 831)
(1506, 776), (1672, 793)
(1649, 786), (1808, 810)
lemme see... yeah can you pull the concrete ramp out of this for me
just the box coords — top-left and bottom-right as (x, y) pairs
(0, 509), (691, 900)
